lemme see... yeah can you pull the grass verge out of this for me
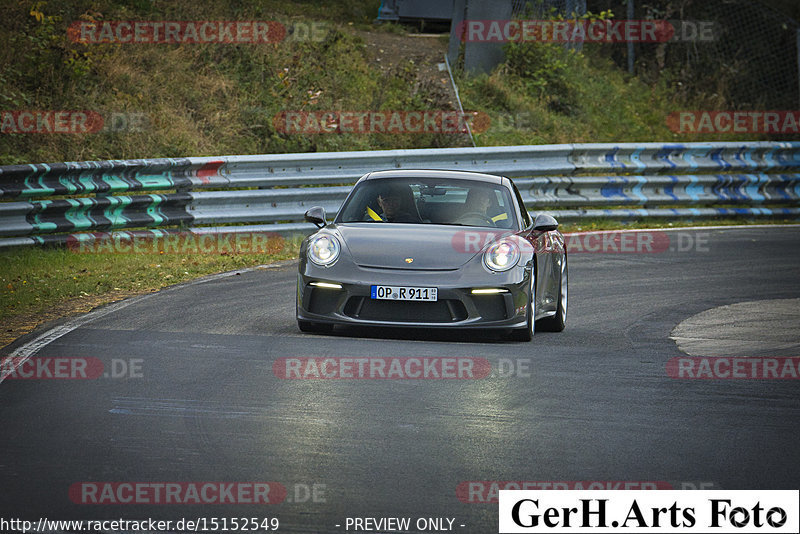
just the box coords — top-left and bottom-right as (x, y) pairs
(0, 235), (302, 349)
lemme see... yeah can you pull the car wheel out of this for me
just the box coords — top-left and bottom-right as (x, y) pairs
(536, 254), (568, 333)
(510, 271), (535, 342)
(297, 320), (334, 334)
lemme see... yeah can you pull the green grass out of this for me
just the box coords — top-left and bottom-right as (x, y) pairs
(0, 0), (462, 165)
(0, 235), (302, 326)
(458, 41), (791, 145)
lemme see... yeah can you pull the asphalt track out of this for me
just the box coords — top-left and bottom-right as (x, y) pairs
(1, 227), (799, 533)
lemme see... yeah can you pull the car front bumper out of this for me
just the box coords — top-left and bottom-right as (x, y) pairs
(297, 261), (532, 329)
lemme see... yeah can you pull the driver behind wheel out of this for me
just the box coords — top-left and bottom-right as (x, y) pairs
(374, 183), (422, 223)
(463, 188), (509, 226)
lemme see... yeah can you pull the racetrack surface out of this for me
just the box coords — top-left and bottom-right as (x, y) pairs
(1, 227), (799, 532)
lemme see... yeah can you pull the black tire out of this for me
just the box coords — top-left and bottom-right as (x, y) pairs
(297, 320), (334, 334)
(510, 272), (535, 342)
(536, 254), (568, 333)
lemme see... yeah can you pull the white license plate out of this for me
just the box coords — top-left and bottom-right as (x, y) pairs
(371, 285), (438, 302)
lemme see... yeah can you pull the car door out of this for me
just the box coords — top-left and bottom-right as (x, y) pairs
(508, 178), (560, 317)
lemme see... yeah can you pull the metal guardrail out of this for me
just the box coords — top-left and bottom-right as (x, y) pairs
(1, 142), (799, 248)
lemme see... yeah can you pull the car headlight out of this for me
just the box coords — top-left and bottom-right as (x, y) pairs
(484, 239), (520, 271)
(308, 234), (341, 266)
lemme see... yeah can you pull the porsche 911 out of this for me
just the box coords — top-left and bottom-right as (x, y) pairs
(296, 169), (567, 341)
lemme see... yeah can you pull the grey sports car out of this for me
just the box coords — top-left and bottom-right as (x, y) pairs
(296, 169), (567, 341)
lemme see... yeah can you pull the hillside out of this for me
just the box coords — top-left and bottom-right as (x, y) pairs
(0, 0), (794, 165)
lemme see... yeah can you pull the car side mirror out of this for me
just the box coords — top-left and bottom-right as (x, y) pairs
(533, 213), (559, 232)
(305, 206), (327, 228)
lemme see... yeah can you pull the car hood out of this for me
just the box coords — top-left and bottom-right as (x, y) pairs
(335, 223), (504, 270)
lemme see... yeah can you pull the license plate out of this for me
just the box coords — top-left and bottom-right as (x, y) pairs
(371, 285), (438, 302)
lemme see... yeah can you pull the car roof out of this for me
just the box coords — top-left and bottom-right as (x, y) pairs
(361, 169), (506, 184)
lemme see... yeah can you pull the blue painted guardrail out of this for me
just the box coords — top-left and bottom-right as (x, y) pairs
(0, 142), (799, 248)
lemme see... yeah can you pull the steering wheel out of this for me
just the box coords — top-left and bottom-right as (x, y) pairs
(454, 211), (495, 226)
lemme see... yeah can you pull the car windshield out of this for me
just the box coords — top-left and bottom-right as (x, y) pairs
(336, 178), (519, 229)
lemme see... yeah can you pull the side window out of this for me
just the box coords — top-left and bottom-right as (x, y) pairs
(509, 180), (531, 228)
